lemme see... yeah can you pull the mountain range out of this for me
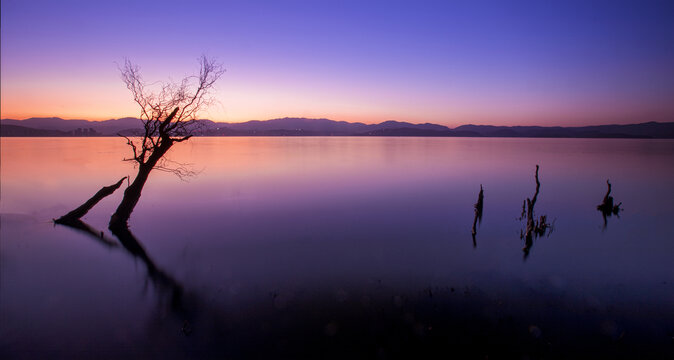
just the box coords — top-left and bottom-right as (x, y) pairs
(2, 117), (674, 138)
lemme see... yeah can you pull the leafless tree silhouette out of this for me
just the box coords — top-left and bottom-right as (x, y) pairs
(110, 56), (224, 229)
(53, 56), (223, 337)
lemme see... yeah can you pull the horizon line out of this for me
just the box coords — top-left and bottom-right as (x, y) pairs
(2, 115), (671, 129)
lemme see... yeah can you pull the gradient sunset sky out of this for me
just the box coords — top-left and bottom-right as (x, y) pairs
(1, 0), (673, 127)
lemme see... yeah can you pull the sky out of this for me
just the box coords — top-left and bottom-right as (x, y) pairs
(1, 0), (673, 127)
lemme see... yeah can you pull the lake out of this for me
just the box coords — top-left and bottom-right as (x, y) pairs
(1, 137), (673, 358)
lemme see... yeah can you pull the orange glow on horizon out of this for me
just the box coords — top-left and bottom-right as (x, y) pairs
(2, 76), (673, 128)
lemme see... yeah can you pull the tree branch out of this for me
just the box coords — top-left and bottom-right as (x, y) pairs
(55, 177), (127, 223)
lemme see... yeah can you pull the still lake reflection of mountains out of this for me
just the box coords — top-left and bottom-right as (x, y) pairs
(2, 116), (674, 138)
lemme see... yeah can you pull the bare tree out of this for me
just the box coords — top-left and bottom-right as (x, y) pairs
(110, 56), (224, 229)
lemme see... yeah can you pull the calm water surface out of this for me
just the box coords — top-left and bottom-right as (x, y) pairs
(1, 137), (673, 358)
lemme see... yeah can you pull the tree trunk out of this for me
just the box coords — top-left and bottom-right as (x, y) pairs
(109, 164), (152, 229)
(110, 140), (173, 229)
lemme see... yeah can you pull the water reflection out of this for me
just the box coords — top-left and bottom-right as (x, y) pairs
(470, 185), (484, 247)
(597, 180), (622, 229)
(53, 218), (118, 248)
(56, 219), (189, 323)
(51, 162), (205, 339)
(3, 137), (674, 358)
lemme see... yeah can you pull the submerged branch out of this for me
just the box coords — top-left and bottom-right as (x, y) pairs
(597, 179), (622, 228)
(521, 165), (550, 260)
(597, 179), (621, 214)
(471, 185), (484, 247)
(54, 177), (127, 224)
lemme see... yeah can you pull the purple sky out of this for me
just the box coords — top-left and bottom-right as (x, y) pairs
(2, 0), (673, 126)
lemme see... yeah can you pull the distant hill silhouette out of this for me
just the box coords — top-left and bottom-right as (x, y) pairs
(0, 124), (102, 137)
(2, 117), (673, 138)
(1, 117), (141, 135)
(453, 122), (674, 138)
